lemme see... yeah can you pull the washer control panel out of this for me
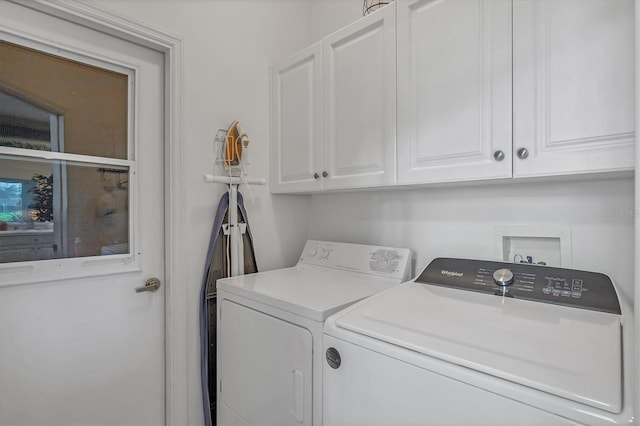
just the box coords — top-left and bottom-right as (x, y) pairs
(415, 258), (621, 314)
(299, 240), (412, 281)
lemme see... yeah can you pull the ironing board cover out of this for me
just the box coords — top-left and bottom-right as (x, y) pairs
(200, 191), (257, 426)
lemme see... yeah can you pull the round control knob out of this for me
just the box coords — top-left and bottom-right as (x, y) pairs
(376, 256), (390, 269)
(319, 248), (330, 259)
(493, 268), (514, 287)
(307, 247), (318, 257)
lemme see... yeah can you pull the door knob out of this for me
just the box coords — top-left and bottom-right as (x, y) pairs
(136, 277), (161, 293)
(493, 150), (505, 161)
(313, 173), (320, 179)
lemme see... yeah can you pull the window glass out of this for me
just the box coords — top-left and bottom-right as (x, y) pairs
(0, 39), (132, 265)
(0, 40), (128, 159)
(0, 156), (129, 263)
(0, 90), (53, 151)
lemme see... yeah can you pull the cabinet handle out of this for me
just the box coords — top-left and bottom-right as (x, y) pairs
(313, 173), (320, 179)
(493, 150), (505, 162)
(322, 171), (328, 178)
(517, 147), (529, 159)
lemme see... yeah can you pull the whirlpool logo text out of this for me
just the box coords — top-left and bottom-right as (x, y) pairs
(441, 270), (463, 277)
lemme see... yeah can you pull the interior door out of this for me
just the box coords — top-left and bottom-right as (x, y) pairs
(0, 2), (165, 425)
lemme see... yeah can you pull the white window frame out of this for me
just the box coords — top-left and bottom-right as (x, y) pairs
(0, 31), (141, 287)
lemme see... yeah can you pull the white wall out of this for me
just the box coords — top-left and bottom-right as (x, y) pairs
(85, 1), (317, 424)
(308, 178), (636, 302)
(308, 0), (363, 40)
(88, 0), (316, 263)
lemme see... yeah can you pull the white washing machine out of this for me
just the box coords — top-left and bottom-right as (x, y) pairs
(216, 240), (412, 426)
(323, 257), (635, 425)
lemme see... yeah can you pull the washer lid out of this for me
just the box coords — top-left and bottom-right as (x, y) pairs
(217, 264), (402, 322)
(332, 282), (623, 414)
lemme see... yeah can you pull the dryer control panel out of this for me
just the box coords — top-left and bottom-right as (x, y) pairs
(416, 258), (621, 314)
(299, 240), (412, 282)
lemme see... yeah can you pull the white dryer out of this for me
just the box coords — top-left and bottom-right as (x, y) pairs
(216, 240), (412, 426)
(323, 257), (634, 425)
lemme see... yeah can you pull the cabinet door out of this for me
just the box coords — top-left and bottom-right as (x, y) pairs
(513, 0), (635, 178)
(270, 42), (323, 193)
(397, 0), (512, 184)
(322, 4), (396, 190)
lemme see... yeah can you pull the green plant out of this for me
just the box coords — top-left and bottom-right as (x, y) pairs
(28, 173), (54, 222)
(0, 212), (21, 222)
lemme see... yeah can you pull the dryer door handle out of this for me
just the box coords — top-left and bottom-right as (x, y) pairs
(292, 369), (304, 423)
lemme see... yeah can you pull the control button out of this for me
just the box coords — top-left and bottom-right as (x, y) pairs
(319, 248), (330, 259)
(571, 292), (582, 298)
(493, 268), (514, 286)
(307, 248), (318, 257)
(571, 279), (583, 292)
(542, 287), (552, 295)
(562, 290), (571, 297)
(552, 289), (562, 296)
(369, 249), (400, 273)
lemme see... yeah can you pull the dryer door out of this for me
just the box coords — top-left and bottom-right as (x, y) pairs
(218, 299), (313, 425)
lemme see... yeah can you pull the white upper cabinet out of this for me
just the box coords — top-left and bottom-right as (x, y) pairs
(397, 0), (634, 184)
(322, 4), (396, 190)
(397, 0), (512, 184)
(271, 5), (396, 193)
(513, 0), (635, 177)
(271, 0), (634, 193)
(271, 42), (323, 193)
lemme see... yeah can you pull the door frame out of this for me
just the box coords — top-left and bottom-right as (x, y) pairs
(8, 0), (187, 424)
(633, 0), (640, 422)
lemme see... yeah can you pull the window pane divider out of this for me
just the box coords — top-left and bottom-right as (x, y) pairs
(0, 146), (133, 167)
